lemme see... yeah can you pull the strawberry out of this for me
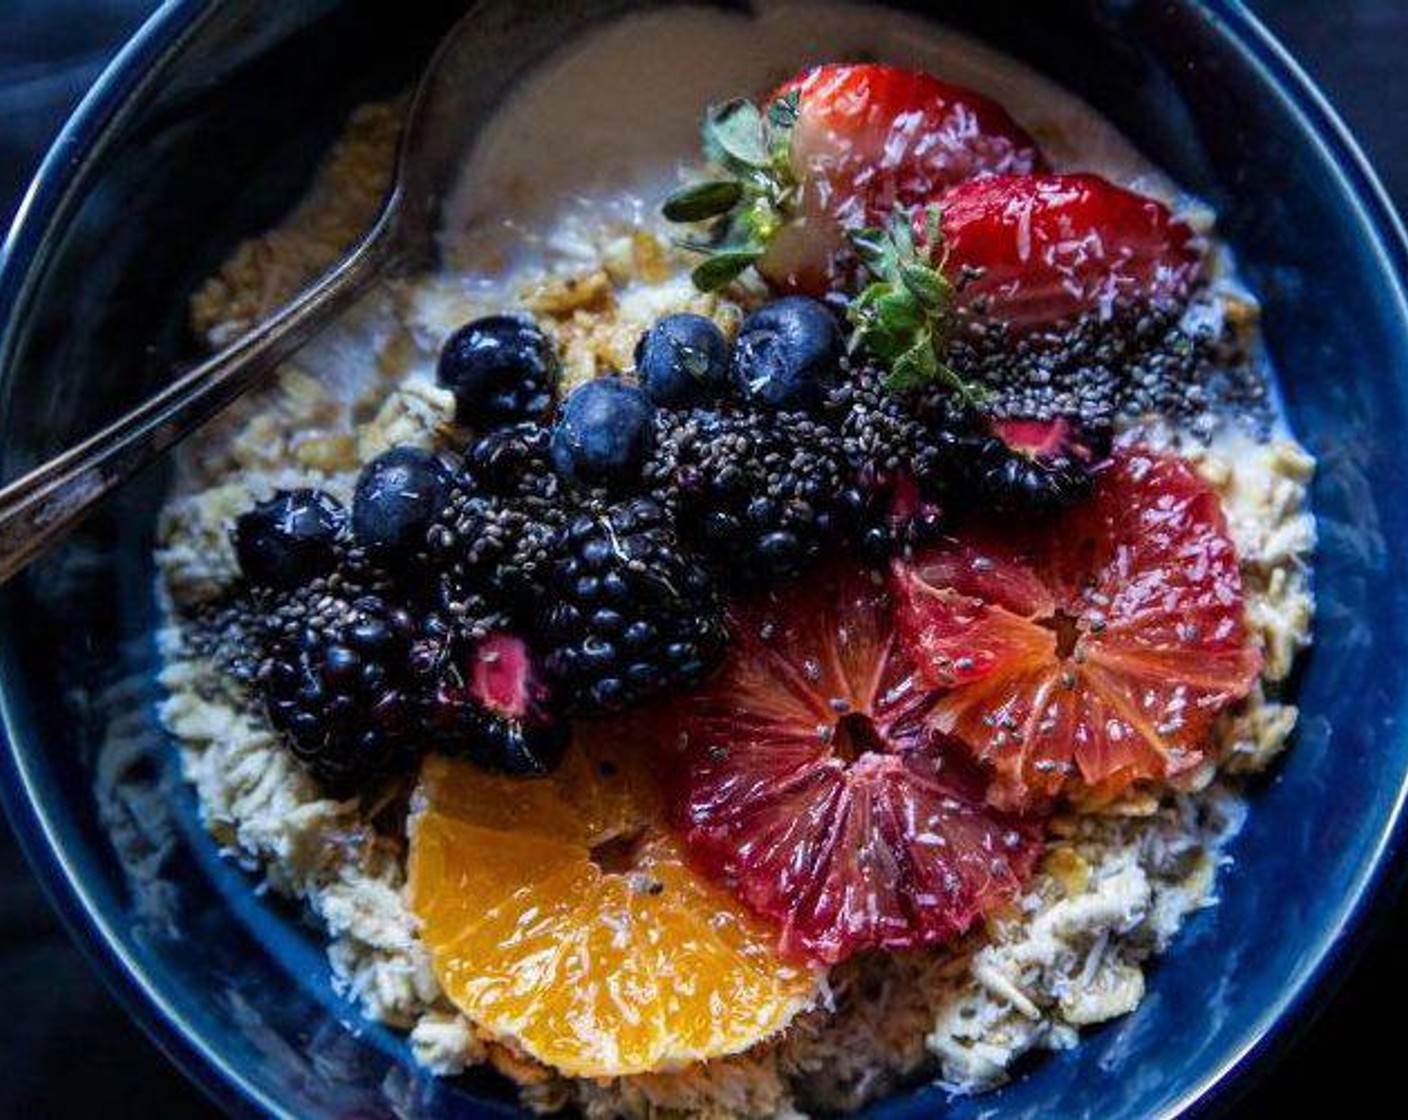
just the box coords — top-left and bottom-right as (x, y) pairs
(846, 174), (1203, 395)
(936, 173), (1203, 330)
(664, 63), (1045, 295)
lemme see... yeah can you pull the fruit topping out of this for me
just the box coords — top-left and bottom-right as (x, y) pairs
(426, 425), (568, 616)
(647, 406), (850, 585)
(937, 173), (1202, 332)
(892, 446), (1262, 810)
(409, 735), (817, 1077)
(539, 497), (727, 712)
(550, 376), (656, 489)
(636, 312), (731, 408)
(352, 446), (453, 558)
(256, 591), (426, 792)
(963, 415), (1108, 513)
(425, 632), (569, 776)
(436, 314), (559, 427)
(233, 488), (345, 589)
(665, 63), (1045, 295)
(660, 563), (1043, 964)
(731, 297), (843, 411)
(847, 207), (969, 396)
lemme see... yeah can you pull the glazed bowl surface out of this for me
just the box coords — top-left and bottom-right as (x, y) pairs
(1, 1), (1405, 1117)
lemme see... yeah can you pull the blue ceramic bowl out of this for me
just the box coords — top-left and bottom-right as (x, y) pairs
(2, 1), (1405, 1116)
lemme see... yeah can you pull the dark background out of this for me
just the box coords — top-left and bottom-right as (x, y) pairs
(0, 1), (1402, 1115)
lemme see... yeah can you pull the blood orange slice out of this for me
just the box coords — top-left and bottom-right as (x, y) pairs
(893, 446), (1261, 810)
(408, 729), (818, 1078)
(660, 564), (1042, 965)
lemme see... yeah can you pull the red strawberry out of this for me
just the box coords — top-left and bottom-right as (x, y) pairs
(664, 64), (1045, 295)
(658, 563), (1043, 964)
(937, 173), (1203, 330)
(846, 175), (1201, 397)
(762, 64), (1047, 293)
(892, 446), (1261, 811)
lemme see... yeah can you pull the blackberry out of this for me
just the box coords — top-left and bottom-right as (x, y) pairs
(424, 424), (575, 625)
(960, 416), (1108, 513)
(831, 365), (965, 489)
(645, 407), (850, 585)
(254, 591), (434, 793)
(539, 497), (725, 712)
(424, 633), (569, 776)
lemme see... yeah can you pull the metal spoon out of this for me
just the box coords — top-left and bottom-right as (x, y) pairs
(0, 11), (500, 585)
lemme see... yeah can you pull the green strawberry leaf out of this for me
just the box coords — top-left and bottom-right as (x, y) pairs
(900, 262), (948, 309)
(692, 250), (764, 292)
(662, 180), (745, 222)
(702, 99), (770, 172)
(665, 95), (803, 292)
(847, 206), (979, 400)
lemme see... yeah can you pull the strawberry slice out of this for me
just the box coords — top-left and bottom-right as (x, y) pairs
(846, 175), (1200, 397)
(892, 446), (1261, 811)
(664, 63), (1045, 296)
(937, 173), (1202, 330)
(658, 564), (1042, 965)
(762, 64), (1047, 294)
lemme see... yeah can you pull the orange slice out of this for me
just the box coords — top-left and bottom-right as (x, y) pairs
(408, 727), (818, 1078)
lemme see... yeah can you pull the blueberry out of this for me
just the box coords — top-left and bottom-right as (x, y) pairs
(730, 296), (842, 410)
(635, 313), (729, 407)
(234, 488), (345, 588)
(437, 315), (559, 427)
(352, 447), (452, 556)
(550, 377), (655, 489)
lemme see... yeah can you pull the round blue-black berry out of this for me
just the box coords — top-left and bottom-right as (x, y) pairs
(550, 377), (655, 489)
(635, 313), (729, 408)
(436, 315), (559, 427)
(352, 447), (452, 556)
(730, 296), (842, 410)
(234, 489), (345, 589)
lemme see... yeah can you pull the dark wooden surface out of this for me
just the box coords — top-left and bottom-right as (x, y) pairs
(0, 1), (1402, 1114)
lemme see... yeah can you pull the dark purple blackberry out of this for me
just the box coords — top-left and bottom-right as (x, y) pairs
(960, 416), (1108, 513)
(831, 365), (963, 490)
(424, 424), (576, 625)
(644, 407), (850, 586)
(424, 633), (569, 776)
(255, 591), (435, 793)
(538, 497), (725, 712)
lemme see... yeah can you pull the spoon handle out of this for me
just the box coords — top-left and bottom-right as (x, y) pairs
(0, 217), (396, 587)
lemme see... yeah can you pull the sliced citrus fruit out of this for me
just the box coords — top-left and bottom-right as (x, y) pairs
(408, 727), (818, 1078)
(892, 445), (1262, 810)
(658, 564), (1043, 965)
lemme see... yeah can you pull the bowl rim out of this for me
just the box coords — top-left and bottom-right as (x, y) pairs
(1, 1), (1406, 1117)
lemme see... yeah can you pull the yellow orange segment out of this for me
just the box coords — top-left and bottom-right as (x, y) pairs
(408, 735), (818, 1078)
